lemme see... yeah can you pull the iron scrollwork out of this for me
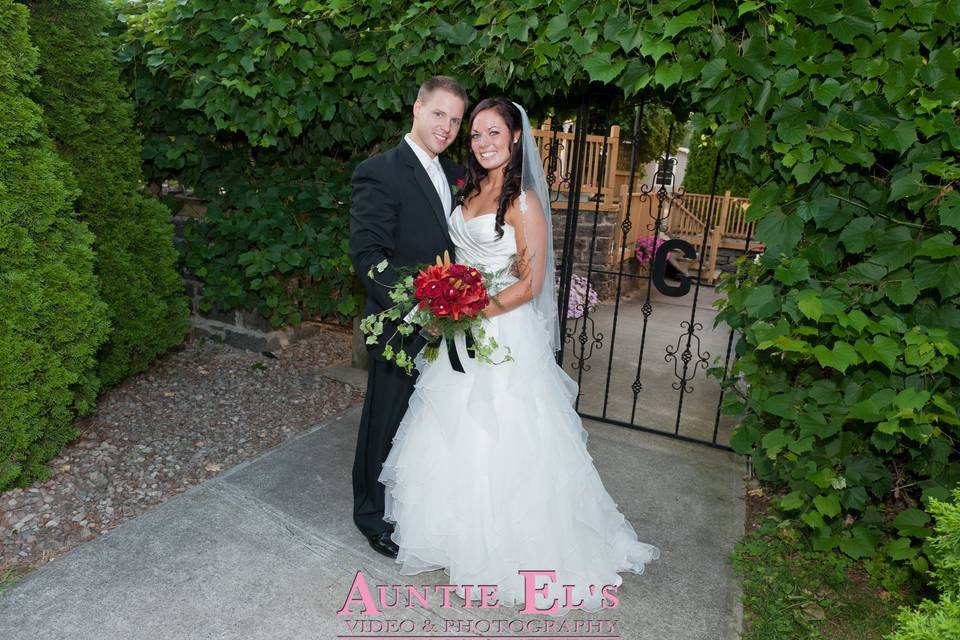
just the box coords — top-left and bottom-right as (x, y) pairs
(564, 310), (604, 372)
(542, 126), (569, 203)
(665, 321), (711, 394)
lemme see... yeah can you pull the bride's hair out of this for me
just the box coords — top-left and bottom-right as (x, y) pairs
(459, 98), (523, 240)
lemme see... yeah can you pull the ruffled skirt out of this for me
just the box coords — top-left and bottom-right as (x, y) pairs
(378, 302), (659, 614)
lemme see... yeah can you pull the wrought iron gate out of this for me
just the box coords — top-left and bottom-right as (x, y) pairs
(546, 92), (756, 451)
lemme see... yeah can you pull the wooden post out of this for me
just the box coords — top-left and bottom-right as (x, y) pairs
(706, 190), (732, 283)
(719, 190), (733, 236)
(606, 125), (620, 200)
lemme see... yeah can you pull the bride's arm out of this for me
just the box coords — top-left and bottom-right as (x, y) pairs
(481, 196), (548, 319)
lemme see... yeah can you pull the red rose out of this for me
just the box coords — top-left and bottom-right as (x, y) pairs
(441, 281), (462, 303)
(448, 264), (470, 279)
(456, 178), (465, 188)
(412, 253), (491, 322)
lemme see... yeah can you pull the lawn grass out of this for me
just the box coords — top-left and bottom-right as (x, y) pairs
(734, 495), (915, 640)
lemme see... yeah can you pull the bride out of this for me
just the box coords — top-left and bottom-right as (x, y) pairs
(378, 98), (659, 614)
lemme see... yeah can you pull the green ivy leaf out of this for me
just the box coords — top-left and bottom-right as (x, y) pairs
(292, 49), (313, 73)
(744, 284), (779, 317)
(886, 537), (918, 561)
(888, 171), (922, 201)
(870, 336), (900, 371)
(938, 192), (960, 229)
(885, 279), (920, 305)
(793, 160), (822, 185)
(265, 18), (286, 33)
(619, 59), (651, 94)
(755, 211), (803, 257)
(775, 258), (810, 284)
(544, 14), (569, 41)
(653, 62), (683, 88)
(583, 51), (627, 84)
(839, 529), (876, 559)
(877, 122), (917, 156)
(663, 10), (702, 38)
(918, 232), (960, 258)
(801, 510), (826, 529)
(812, 79), (842, 106)
(813, 493), (841, 518)
(434, 18), (477, 45)
(813, 342), (860, 373)
(780, 491), (805, 510)
(838, 217), (874, 253)
(699, 58), (727, 89)
(797, 291), (824, 321)
(892, 508), (931, 537)
(761, 428), (791, 458)
(330, 49), (353, 67)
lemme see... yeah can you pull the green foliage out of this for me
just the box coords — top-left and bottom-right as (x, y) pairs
(25, 0), (188, 388)
(0, 0), (109, 490)
(925, 488), (960, 593)
(711, 0), (960, 564)
(888, 596), (960, 640)
(888, 488), (960, 640)
(733, 517), (908, 640)
(182, 159), (361, 326)
(682, 132), (753, 196)
(110, 0), (719, 324)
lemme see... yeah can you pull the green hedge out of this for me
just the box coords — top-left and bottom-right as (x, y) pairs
(888, 488), (960, 639)
(0, 0), (109, 490)
(26, 0), (188, 388)
(713, 0), (960, 565)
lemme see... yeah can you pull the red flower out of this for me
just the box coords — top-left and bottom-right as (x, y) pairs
(456, 178), (465, 188)
(412, 251), (490, 322)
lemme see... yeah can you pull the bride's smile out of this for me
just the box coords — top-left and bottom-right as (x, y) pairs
(470, 109), (520, 172)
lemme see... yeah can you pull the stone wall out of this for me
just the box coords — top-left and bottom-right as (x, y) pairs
(167, 188), (324, 354)
(552, 205), (622, 298)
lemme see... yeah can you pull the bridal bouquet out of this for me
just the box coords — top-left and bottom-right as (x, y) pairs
(360, 251), (511, 374)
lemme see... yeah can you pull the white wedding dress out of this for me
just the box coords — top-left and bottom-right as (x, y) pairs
(378, 205), (659, 613)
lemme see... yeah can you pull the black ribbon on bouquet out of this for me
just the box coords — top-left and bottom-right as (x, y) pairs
(444, 330), (477, 374)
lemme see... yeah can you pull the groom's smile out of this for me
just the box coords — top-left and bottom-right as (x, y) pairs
(410, 87), (465, 158)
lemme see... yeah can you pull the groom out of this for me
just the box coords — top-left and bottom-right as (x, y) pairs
(348, 76), (468, 558)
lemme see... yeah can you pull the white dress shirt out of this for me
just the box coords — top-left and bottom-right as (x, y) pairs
(405, 134), (452, 217)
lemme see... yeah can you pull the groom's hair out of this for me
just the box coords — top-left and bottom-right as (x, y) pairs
(417, 76), (468, 108)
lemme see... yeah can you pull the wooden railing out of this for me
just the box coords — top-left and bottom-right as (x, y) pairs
(532, 122), (620, 202)
(610, 188), (759, 284)
(530, 120), (757, 284)
(677, 192), (752, 245)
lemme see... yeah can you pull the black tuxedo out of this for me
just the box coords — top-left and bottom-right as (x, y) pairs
(348, 139), (463, 538)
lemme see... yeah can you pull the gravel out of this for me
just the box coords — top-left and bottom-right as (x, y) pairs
(0, 325), (363, 583)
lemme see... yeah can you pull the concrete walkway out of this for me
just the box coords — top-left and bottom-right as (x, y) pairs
(0, 364), (745, 640)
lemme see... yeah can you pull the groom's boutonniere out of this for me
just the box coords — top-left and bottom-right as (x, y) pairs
(451, 178), (465, 198)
